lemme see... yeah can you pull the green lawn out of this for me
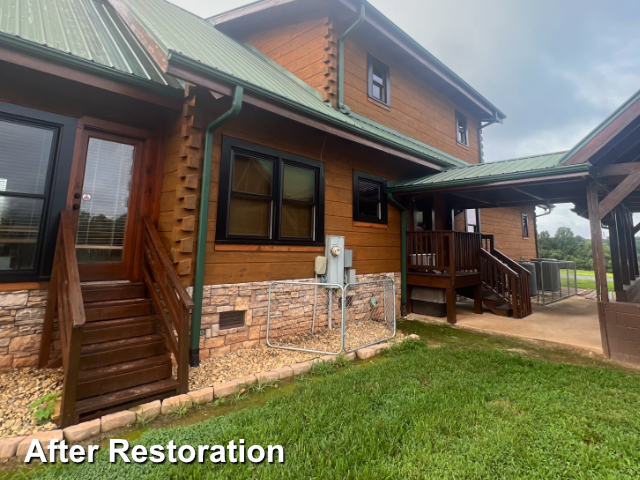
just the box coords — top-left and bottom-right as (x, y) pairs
(575, 278), (614, 290)
(6, 321), (640, 480)
(574, 269), (613, 279)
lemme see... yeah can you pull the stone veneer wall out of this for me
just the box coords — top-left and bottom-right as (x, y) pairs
(196, 272), (401, 360)
(0, 273), (401, 368)
(0, 290), (48, 370)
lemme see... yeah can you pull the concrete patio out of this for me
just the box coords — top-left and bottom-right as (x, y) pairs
(408, 295), (603, 355)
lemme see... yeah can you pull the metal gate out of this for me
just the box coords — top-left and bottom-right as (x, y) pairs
(266, 278), (396, 354)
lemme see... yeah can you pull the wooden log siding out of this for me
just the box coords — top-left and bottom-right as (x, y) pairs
(245, 16), (338, 105)
(158, 94), (412, 286)
(342, 37), (480, 164)
(478, 207), (537, 261)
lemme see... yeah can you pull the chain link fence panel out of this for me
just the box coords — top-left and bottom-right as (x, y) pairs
(266, 281), (345, 355)
(343, 279), (396, 352)
(266, 279), (396, 354)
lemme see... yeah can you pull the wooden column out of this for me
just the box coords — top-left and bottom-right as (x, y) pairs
(587, 181), (611, 357)
(608, 210), (623, 293)
(617, 206), (631, 285)
(629, 209), (639, 278)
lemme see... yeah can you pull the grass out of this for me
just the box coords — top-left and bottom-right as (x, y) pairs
(573, 269), (613, 278)
(575, 278), (614, 290)
(5, 321), (640, 479)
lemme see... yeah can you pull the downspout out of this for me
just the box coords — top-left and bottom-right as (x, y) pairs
(190, 85), (244, 367)
(338, 3), (366, 114)
(387, 193), (407, 316)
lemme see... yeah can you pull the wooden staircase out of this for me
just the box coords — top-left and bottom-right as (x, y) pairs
(38, 212), (193, 427)
(72, 283), (178, 421)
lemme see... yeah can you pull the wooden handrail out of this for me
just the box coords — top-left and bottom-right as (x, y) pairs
(480, 248), (532, 318)
(38, 210), (86, 427)
(142, 217), (193, 394)
(491, 249), (532, 318)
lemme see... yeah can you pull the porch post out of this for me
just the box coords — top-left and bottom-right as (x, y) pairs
(586, 180), (610, 357)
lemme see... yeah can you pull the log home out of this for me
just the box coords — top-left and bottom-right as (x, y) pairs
(0, 0), (556, 426)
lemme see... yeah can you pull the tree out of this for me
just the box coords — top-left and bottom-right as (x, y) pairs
(538, 226), (610, 270)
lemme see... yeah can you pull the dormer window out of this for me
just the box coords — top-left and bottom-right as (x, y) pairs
(367, 55), (390, 107)
(456, 112), (468, 146)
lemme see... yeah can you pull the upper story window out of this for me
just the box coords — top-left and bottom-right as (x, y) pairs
(216, 137), (324, 246)
(367, 55), (390, 107)
(353, 171), (388, 225)
(522, 213), (530, 238)
(456, 112), (468, 146)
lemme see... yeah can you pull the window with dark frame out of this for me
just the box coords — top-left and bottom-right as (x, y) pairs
(353, 171), (388, 225)
(522, 213), (530, 238)
(456, 112), (468, 146)
(367, 55), (390, 107)
(216, 137), (324, 246)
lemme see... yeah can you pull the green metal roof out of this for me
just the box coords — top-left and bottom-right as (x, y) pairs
(387, 151), (590, 192)
(558, 87), (640, 166)
(0, 0), (181, 88)
(121, 0), (466, 169)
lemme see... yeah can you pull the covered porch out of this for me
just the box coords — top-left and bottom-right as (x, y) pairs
(388, 114), (640, 365)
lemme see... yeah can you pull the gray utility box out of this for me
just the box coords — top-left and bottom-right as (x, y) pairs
(325, 235), (345, 285)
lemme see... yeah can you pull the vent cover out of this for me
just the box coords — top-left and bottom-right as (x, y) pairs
(220, 311), (245, 330)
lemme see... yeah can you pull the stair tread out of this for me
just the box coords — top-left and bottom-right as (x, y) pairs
(84, 298), (150, 308)
(81, 282), (144, 291)
(75, 379), (180, 416)
(78, 355), (171, 382)
(83, 315), (157, 331)
(80, 333), (164, 354)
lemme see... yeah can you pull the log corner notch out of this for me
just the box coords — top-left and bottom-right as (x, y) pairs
(172, 84), (203, 279)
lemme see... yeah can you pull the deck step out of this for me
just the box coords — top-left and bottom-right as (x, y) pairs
(82, 315), (157, 345)
(76, 355), (172, 400)
(84, 298), (152, 322)
(75, 378), (180, 418)
(82, 283), (146, 303)
(80, 334), (166, 369)
(482, 295), (513, 317)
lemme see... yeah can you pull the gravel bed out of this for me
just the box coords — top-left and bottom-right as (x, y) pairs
(274, 321), (397, 353)
(189, 346), (316, 390)
(0, 367), (62, 439)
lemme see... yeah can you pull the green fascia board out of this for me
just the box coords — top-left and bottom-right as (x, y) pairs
(558, 87), (640, 166)
(386, 163), (589, 193)
(0, 31), (183, 98)
(167, 51), (461, 169)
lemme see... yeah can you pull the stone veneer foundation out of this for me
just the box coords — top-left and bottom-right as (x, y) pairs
(0, 289), (48, 370)
(194, 272), (401, 360)
(0, 273), (401, 369)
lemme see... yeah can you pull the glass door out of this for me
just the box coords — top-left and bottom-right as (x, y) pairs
(70, 130), (143, 281)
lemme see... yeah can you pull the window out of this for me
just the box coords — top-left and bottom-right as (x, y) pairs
(0, 105), (77, 282)
(216, 137), (324, 245)
(522, 213), (530, 238)
(466, 209), (479, 233)
(456, 112), (468, 146)
(353, 171), (387, 224)
(367, 55), (390, 107)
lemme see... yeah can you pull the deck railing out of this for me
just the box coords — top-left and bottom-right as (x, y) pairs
(141, 217), (193, 394)
(407, 230), (483, 273)
(407, 230), (531, 318)
(38, 210), (86, 427)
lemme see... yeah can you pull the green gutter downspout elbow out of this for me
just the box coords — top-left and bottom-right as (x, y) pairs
(338, 3), (366, 114)
(190, 86), (244, 367)
(387, 193), (407, 316)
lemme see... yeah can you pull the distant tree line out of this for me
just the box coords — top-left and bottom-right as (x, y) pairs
(537, 226), (607, 270)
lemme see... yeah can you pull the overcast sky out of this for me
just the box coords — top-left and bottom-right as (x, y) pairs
(170, 0), (640, 238)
